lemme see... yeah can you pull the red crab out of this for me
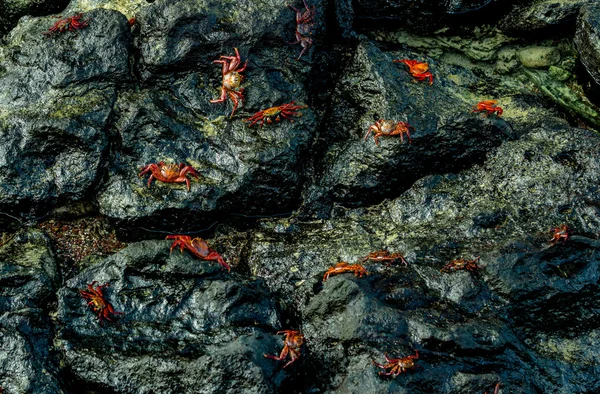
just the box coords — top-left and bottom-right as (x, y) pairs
(79, 281), (123, 323)
(43, 14), (89, 36)
(264, 330), (305, 368)
(361, 250), (408, 267)
(440, 256), (481, 273)
(393, 59), (433, 84)
(485, 383), (501, 394)
(549, 224), (571, 245)
(128, 18), (136, 26)
(472, 100), (503, 116)
(372, 350), (419, 378)
(364, 119), (414, 145)
(288, 0), (316, 60)
(245, 101), (307, 128)
(138, 162), (200, 191)
(323, 262), (368, 282)
(166, 235), (230, 271)
(210, 47), (247, 117)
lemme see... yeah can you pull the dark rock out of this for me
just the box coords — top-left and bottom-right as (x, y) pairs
(96, 0), (323, 228)
(56, 240), (287, 393)
(315, 39), (515, 209)
(575, 2), (600, 88)
(0, 230), (63, 393)
(0, 8), (131, 217)
(247, 111), (600, 393)
(352, 0), (499, 33)
(0, 0), (69, 38)
(500, 0), (591, 34)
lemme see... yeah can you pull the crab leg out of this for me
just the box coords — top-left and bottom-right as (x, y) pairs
(210, 87), (228, 103)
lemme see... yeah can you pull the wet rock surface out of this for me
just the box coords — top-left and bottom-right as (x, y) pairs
(57, 240), (284, 394)
(0, 230), (63, 393)
(575, 2), (600, 88)
(0, 0), (599, 392)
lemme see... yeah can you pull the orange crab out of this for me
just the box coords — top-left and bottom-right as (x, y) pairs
(210, 47), (247, 117)
(393, 59), (433, 84)
(440, 256), (481, 273)
(364, 119), (414, 145)
(166, 235), (230, 271)
(323, 262), (368, 281)
(361, 250), (408, 266)
(372, 350), (419, 378)
(472, 100), (503, 116)
(549, 224), (571, 245)
(245, 101), (307, 128)
(79, 281), (123, 323)
(138, 162), (200, 191)
(264, 330), (305, 368)
(43, 14), (89, 36)
(288, 0), (316, 60)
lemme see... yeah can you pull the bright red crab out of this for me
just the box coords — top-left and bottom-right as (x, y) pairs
(264, 330), (305, 368)
(288, 0), (316, 60)
(393, 59), (433, 84)
(43, 14), (89, 36)
(166, 235), (230, 271)
(364, 119), (414, 145)
(472, 100), (503, 117)
(245, 101), (307, 128)
(138, 162), (200, 191)
(372, 350), (419, 378)
(361, 250), (408, 267)
(440, 256), (481, 273)
(210, 47), (247, 117)
(323, 262), (368, 282)
(79, 281), (123, 323)
(549, 224), (571, 245)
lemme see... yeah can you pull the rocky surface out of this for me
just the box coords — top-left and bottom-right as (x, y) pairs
(56, 240), (285, 394)
(500, 0), (592, 33)
(0, 8), (130, 216)
(575, 2), (600, 88)
(0, 0), (600, 393)
(0, 230), (63, 394)
(0, 0), (68, 37)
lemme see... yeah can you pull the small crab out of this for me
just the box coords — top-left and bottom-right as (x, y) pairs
(393, 59), (433, 85)
(361, 250), (408, 267)
(549, 224), (571, 245)
(372, 350), (419, 378)
(79, 281), (123, 323)
(210, 47), (247, 117)
(440, 256), (481, 273)
(166, 235), (230, 271)
(485, 383), (501, 394)
(43, 14), (89, 36)
(138, 162), (200, 191)
(288, 0), (316, 60)
(472, 100), (503, 117)
(245, 101), (307, 128)
(364, 119), (414, 146)
(264, 330), (305, 368)
(323, 262), (368, 282)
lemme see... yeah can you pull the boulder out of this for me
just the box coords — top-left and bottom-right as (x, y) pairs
(0, 230), (63, 393)
(56, 240), (287, 393)
(0, 8), (131, 217)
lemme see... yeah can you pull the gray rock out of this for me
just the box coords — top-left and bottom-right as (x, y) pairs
(518, 46), (560, 68)
(0, 0), (68, 38)
(56, 240), (286, 394)
(96, 0), (323, 228)
(500, 0), (591, 33)
(314, 39), (515, 209)
(0, 230), (63, 394)
(0, 8), (131, 217)
(575, 2), (600, 87)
